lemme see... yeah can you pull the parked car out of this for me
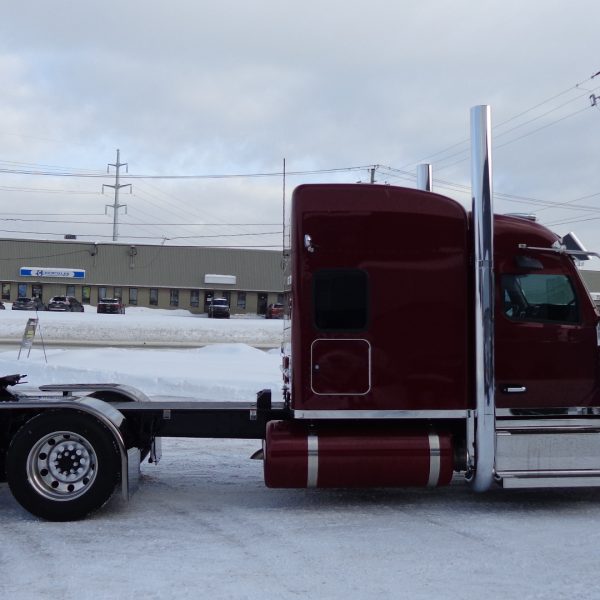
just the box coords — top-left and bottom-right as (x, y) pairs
(207, 298), (230, 319)
(97, 298), (125, 314)
(47, 296), (84, 312)
(12, 297), (46, 311)
(265, 303), (284, 319)
(0, 300), (4, 310)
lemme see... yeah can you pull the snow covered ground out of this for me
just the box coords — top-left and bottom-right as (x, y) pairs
(1, 308), (600, 599)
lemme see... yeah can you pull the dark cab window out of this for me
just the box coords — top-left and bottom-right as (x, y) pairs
(502, 273), (579, 324)
(313, 269), (368, 330)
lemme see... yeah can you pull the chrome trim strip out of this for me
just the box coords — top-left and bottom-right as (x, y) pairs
(466, 409), (476, 474)
(38, 382), (152, 403)
(499, 469), (600, 477)
(307, 432), (319, 487)
(503, 386), (527, 394)
(294, 410), (468, 420)
(502, 475), (600, 489)
(501, 476), (600, 489)
(427, 432), (440, 487)
(310, 338), (372, 396)
(496, 407), (600, 417)
(497, 418), (600, 431)
(470, 104), (496, 492)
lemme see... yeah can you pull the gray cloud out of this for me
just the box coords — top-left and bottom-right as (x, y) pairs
(0, 1), (599, 255)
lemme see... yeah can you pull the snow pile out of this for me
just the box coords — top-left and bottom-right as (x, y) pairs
(0, 309), (284, 400)
(0, 305), (285, 346)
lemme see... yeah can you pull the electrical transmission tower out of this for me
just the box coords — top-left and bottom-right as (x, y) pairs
(103, 149), (132, 241)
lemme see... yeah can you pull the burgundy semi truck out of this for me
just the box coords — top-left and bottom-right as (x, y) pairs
(2, 106), (600, 521)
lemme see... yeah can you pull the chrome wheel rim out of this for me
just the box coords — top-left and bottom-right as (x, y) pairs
(26, 431), (98, 501)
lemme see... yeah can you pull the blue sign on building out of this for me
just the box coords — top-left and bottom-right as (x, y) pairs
(20, 267), (86, 279)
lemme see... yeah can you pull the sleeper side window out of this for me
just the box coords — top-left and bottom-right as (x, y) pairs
(313, 269), (368, 331)
(502, 273), (579, 324)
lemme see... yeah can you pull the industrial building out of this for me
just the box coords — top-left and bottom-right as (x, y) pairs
(0, 238), (285, 315)
(2, 237), (600, 315)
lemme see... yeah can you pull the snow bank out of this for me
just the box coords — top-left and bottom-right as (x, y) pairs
(0, 309), (285, 400)
(0, 306), (285, 346)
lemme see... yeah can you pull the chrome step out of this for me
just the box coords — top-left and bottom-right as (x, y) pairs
(495, 418), (600, 489)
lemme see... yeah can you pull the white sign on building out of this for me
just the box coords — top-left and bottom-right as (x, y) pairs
(204, 274), (236, 285)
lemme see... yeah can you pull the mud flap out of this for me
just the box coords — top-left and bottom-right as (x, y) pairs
(124, 448), (141, 500)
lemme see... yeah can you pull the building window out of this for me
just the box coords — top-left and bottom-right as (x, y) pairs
(66, 285), (75, 297)
(18, 284), (27, 298)
(277, 293), (284, 304)
(2, 283), (11, 300)
(82, 286), (91, 304)
(99, 286), (107, 300)
(502, 274), (579, 324)
(149, 288), (158, 306)
(129, 288), (138, 306)
(313, 269), (369, 331)
(237, 292), (247, 310)
(114, 287), (122, 300)
(190, 289), (200, 308)
(170, 289), (179, 307)
(32, 284), (43, 300)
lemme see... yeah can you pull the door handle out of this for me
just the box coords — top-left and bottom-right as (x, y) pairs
(502, 385), (527, 394)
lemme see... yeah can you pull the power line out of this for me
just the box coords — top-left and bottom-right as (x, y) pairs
(0, 248), (94, 261)
(434, 104), (592, 172)
(544, 213), (600, 227)
(0, 217), (281, 226)
(0, 158), (103, 172)
(130, 185), (222, 241)
(495, 105), (591, 150)
(0, 212), (104, 216)
(0, 165), (373, 179)
(0, 244), (282, 262)
(0, 186), (100, 194)
(0, 227), (282, 241)
(400, 72), (600, 169)
(134, 177), (285, 243)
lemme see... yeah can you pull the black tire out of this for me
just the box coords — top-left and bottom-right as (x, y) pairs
(6, 411), (121, 521)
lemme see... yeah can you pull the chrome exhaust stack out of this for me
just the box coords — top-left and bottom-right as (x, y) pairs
(416, 163), (433, 192)
(468, 105), (496, 491)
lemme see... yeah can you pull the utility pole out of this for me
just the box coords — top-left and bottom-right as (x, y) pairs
(103, 149), (131, 241)
(370, 165), (376, 184)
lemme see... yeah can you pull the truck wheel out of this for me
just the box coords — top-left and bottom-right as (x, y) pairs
(6, 411), (120, 521)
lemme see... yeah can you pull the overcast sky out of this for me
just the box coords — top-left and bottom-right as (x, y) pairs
(1, 1), (600, 263)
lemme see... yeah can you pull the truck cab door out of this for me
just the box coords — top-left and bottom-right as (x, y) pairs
(495, 271), (599, 410)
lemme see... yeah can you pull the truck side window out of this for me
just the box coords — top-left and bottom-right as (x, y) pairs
(502, 273), (579, 324)
(314, 269), (368, 330)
